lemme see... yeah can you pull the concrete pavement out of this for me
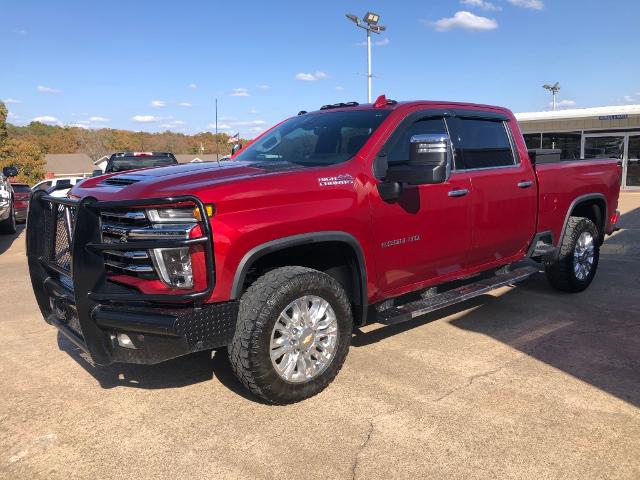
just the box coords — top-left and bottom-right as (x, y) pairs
(1, 193), (639, 479)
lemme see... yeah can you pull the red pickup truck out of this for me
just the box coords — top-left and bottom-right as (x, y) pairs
(26, 96), (621, 403)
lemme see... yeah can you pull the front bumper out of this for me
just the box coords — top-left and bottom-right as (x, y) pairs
(26, 191), (238, 365)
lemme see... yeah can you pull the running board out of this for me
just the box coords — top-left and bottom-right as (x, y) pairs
(378, 266), (540, 325)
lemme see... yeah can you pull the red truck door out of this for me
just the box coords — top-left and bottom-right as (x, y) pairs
(447, 117), (537, 265)
(369, 115), (473, 294)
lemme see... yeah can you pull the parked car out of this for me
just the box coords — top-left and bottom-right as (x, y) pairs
(0, 166), (18, 234)
(10, 183), (31, 222)
(103, 152), (178, 173)
(32, 177), (85, 198)
(26, 96), (622, 404)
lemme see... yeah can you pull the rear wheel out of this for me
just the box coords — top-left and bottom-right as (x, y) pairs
(545, 216), (599, 292)
(229, 266), (352, 404)
(0, 202), (16, 234)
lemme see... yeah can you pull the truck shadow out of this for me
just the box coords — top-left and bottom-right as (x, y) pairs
(56, 334), (269, 403)
(0, 224), (25, 256)
(55, 207), (639, 406)
(353, 206), (640, 408)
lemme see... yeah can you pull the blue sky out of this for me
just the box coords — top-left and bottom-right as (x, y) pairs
(2, 0), (639, 137)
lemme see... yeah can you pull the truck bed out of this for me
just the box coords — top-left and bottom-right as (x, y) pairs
(534, 158), (621, 242)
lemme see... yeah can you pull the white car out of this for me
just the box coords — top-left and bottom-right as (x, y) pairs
(32, 177), (85, 197)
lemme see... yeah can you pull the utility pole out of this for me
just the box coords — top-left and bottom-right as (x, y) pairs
(346, 12), (386, 103)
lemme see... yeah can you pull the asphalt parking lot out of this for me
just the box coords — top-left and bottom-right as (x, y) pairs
(1, 193), (638, 480)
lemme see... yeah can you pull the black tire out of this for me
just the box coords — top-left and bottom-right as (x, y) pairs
(229, 266), (353, 404)
(545, 216), (599, 293)
(0, 202), (16, 234)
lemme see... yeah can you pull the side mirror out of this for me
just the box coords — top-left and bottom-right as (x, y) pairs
(2, 166), (18, 178)
(92, 169), (103, 177)
(231, 143), (243, 155)
(385, 134), (452, 185)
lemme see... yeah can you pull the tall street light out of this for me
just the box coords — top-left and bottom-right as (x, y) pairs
(543, 82), (561, 111)
(346, 12), (386, 103)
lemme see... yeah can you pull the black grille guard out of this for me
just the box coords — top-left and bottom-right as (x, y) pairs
(26, 191), (217, 365)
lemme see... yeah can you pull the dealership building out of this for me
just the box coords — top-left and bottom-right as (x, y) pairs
(515, 104), (640, 189)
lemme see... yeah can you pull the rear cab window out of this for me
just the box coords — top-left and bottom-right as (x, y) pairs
(448, 117), (517, 170)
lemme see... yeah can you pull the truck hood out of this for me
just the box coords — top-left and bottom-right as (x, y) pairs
(71, 160), (303, 200)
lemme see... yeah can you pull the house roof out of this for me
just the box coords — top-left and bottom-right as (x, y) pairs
(515, 104), (640, 122)
(45, 153), (95, 175)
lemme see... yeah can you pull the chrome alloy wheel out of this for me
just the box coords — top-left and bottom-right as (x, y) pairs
(573, 231), (595, 280)
(270, 295), (339, 383)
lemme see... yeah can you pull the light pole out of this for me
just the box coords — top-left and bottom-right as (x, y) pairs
(543, 82), (561, 111)
(346, 12), (386, 103)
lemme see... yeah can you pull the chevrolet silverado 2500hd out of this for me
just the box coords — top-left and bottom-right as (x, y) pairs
(26, 96), (621, 403)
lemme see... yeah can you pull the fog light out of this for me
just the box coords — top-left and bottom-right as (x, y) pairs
(117, 333), (136, 349)
(151, 247), (193, 289)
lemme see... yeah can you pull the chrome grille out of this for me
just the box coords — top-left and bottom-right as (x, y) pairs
(100, 210), (157, 278)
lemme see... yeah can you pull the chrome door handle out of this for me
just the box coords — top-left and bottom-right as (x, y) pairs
(448, 188), (469, 197)
(517, 180), (533, 188)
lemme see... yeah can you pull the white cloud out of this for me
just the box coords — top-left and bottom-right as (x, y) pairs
(188, 83), (197, 89)
(335, 86), (345, 91)
(295, 71), (329, 82)
(248, 109), (260, 114)
(171, 120), (186, 125)
(623, 95), (636, 103)
(507, 0), (544, 10)
(89, 116), (109, 122)
(13, 29), (27, 35)
(249, 126), (264, 133)
(207, 123), (232, 130)
(68, 123), (90, 129)
(229, 120), (265, 127)
(550, 99), (576, 109)
(178, 102), (193, 107)
(357, 37), (390, 47)
(461, 0), (501, 11)
(230, 88), (250, 97)
(2, 98), (21, 104)
(7, 112), (17, 119)
(36, 85), (62, 94)
(256, 84), (271, 91)
(32, 115), (61, 125)
(132, 115), (161, 123)
(429, 11), (498, 32)
(151, 100), (166, 108)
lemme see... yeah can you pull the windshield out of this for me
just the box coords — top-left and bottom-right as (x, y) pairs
(106, 156), (177, 173)
(234, 109), (391, 166)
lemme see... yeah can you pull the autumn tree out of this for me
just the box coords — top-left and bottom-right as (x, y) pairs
(0, 101), (7, 147)
(0, 102), (46, 183)
(77, 128), (109, 161)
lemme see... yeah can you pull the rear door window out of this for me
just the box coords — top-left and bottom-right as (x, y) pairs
(448, 118), (516, 169)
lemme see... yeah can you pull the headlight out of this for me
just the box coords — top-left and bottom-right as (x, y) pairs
(146, 204), (214, 223)
(146, 207), (198, 223)
(150, 247), (193, 289)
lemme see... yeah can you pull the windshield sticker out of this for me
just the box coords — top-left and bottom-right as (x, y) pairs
(318, 174), (355, 187)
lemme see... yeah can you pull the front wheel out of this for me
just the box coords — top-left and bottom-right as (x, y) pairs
(545, 216), (600, 293)
(229, 266), (353, 404)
